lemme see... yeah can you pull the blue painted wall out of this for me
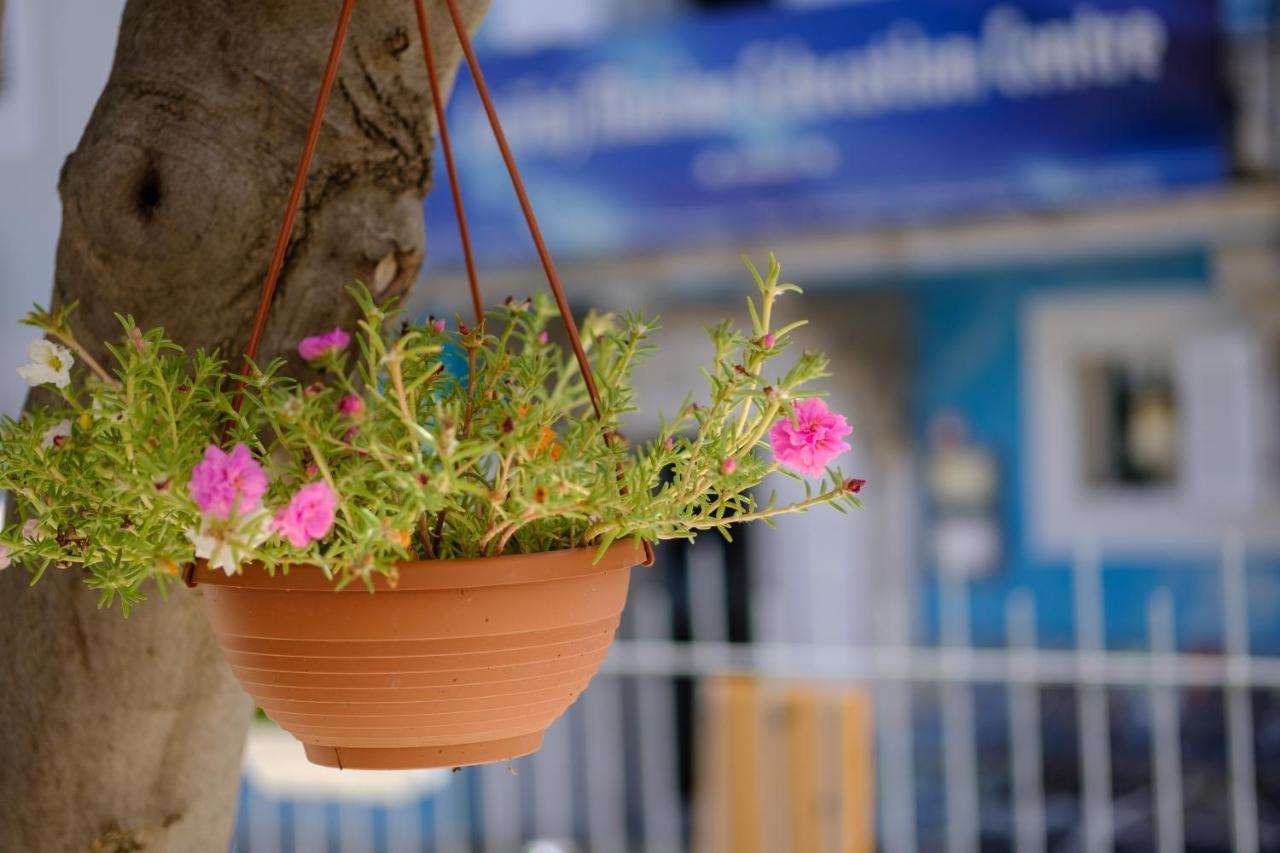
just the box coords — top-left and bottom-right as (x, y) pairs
(905, 250), (1280, 653)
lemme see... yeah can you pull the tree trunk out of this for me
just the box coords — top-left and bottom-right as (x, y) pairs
(0, 1), (486, 849)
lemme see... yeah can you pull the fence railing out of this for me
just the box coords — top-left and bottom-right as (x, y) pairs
(234, 534), (1276, 852)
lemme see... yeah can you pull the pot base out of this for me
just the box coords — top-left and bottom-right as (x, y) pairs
(303, 733), (544, 770)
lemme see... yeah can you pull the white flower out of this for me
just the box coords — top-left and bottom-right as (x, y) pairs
(92, 395), (125, 424)
(0, 546), (10, 570)
(17, 340), (74, 389)
(280, 395), (305, 419)
(185, 511), (269, 577)
(40, 419), (72, 450)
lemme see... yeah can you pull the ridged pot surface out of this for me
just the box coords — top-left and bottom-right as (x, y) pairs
(194, 542), (646, 770)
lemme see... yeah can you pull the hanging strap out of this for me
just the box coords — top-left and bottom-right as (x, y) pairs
(412, 0), (483, 324)
(436, 0), (607, 420)
(231, 0), (358, 415)
(188, 0), (358, 588)
(213, 0), (653, 573)
(435, 0), (653, 563)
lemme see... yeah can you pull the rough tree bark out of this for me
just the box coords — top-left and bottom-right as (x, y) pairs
(0, 1), (487, 849)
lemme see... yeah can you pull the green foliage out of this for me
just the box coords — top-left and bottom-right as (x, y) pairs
(0, 256), (861, 612)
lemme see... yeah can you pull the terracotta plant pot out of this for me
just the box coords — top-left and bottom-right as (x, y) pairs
(193, 541), (648, 770)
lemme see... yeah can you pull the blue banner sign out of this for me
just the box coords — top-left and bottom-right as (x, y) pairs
(426, 1), (1227, 267)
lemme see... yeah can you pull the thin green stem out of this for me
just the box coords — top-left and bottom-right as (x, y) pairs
(47, 328), (120, 390)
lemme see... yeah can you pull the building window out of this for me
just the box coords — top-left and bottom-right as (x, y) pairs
(1077, 357), (1180, 488)
(1024, 292), (1280, 554)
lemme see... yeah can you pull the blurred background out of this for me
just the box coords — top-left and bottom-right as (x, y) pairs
(4, 0), (1280, 850)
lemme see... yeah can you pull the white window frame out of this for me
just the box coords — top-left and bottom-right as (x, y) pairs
(1023, 291), (1280, 556)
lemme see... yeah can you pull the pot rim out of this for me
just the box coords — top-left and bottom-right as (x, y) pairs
(191, 539), (649, 592)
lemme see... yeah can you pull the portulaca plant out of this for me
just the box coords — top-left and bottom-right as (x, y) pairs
(0, 257), (862, 612)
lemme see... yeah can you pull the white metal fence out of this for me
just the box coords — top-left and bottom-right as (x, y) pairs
(233, 533), (1278, 852)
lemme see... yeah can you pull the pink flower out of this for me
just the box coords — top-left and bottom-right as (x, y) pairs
(537, 330), (549, 345)
(431, 319), (446, 333)
(720, 458), (737, 475)
(273, 481), (338, 548)
(768, 398), (852, 478)
(188, 443), (268, 519)
(762, 333), (776, 349)
(337, 394), (364, 417)
(297, 328), (351, 362)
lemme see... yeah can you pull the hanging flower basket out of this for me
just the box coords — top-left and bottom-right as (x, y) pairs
(196, 542), (643, 769)
(0, 0), (865, 770)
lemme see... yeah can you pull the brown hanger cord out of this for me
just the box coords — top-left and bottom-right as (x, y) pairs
(230, 0), (358, 418)
(435, 0), (651, 564)
(438, 0), (605, 421)
(412, 0), (483, 325)
(438, 0), (653, 565)
(190, 0), (356, 586)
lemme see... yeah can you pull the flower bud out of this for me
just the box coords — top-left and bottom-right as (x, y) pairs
(337, 394), (364, 417)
